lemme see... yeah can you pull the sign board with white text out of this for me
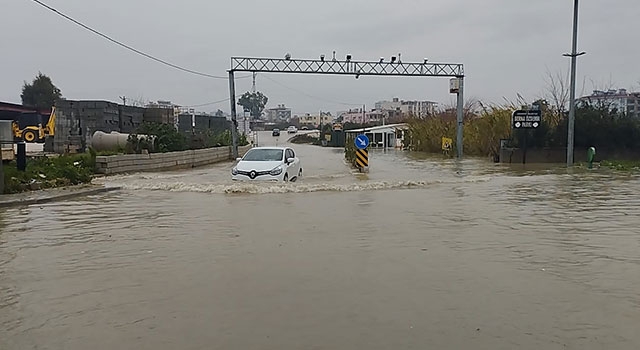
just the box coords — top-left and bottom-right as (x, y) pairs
(512, 110), (541, 129)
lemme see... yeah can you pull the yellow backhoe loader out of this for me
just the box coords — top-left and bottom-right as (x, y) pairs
(12, 107), (56, 143)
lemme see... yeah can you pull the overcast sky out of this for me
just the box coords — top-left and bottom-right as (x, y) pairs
(2, 0), (638, 115)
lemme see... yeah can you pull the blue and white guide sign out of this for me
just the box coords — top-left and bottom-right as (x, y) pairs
(354, 134), (370, 149)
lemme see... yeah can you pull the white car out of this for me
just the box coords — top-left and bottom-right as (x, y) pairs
(287, 126), (298, 134)
(232, 147), (302, 182)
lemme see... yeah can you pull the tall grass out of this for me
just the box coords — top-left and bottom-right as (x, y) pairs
(406, 106), (513, 158)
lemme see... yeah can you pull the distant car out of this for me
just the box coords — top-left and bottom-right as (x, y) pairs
(287, 126), (298, 134)
(301, 126), (309, 130)
(232, 147), (302, 182)
(272, 128), (280, 136)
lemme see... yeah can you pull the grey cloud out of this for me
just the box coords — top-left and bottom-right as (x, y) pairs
(1, 0), (638, 114)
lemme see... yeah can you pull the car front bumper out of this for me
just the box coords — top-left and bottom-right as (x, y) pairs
(232, 172), (285, 182)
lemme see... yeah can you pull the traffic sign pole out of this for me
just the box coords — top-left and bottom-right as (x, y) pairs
(353, 134), (370, 171)
(456, 78), (464, 159)
(355, 148), (369, 170)
(522, 129), (528, 165)
(511, 109), (542, 165)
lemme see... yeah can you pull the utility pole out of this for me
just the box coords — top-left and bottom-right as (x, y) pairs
(119, 96), (126, 106)
(189, 108), (195, 135)
(229, 71), (239, 158)
(564, 0), (584, 167)
(0, 144), (4, 194)
(252, 72), (257, 93)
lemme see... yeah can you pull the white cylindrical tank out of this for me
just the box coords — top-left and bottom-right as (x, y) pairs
(90, 131), (154, 152)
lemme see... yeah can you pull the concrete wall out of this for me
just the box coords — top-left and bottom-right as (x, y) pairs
(178, 114), (230, 134)
(95, 145), (251, 174)
(52, 100), (231, 154)
(54, 100), (144, 154)
(143, 108), (176, 125)
(500, 147), (640, 164)
(500, 147), (567, 164)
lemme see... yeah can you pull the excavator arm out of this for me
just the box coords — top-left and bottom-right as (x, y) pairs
(45, 106), (56, 136)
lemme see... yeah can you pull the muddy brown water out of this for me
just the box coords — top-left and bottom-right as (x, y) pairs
(1, 132), (639, 349)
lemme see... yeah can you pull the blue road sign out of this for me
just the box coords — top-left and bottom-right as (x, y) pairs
(354, 134), (370, 149)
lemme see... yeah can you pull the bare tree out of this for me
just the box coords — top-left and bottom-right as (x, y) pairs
(129, 94), (149, 107)
(585, 74), (618, 95)
(543, 67), (570, 114)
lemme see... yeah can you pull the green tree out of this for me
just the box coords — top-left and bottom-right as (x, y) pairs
(237, 91), (268, 119)
(21, 72), (62, 110)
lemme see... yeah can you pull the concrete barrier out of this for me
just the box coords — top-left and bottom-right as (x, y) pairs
(95, 145), (252, 174)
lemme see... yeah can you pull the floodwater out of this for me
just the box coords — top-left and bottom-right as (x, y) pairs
(1, 131), (639, 349)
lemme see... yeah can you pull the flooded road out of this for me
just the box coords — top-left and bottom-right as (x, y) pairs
(1, 132), (640, 349)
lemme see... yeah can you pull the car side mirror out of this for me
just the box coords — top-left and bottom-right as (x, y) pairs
(236, 157), (242, 161)
(286, 157), (295, 164)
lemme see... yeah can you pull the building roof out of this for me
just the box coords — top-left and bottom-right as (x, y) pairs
(344, 123), (408, 134)
(579, 89), (640, 99)
(0, 101), (48, 113)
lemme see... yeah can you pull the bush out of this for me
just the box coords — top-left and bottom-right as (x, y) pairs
(3, 153), (95, 194)
(129, 122), (187, 153)
(239, 133), (249, 146)
(290, 134), (318, 144)
(344, 141), (356, 165)
(128, 122), (245, 152)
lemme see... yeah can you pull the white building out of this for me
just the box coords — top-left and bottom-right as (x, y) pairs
(299, 112), (333, 127)
(375, 97), (438, 117)
(265, 104), (292, 122)
(345, 123), (409, 149)
(578, 89), (640, 117)
(238, 116), (251, 135)
(340, 109), (386, 124)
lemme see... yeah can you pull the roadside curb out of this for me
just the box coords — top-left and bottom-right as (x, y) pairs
(0, 186), (122, 208)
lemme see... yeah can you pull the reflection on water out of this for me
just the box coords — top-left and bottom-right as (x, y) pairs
(1, 137), (639, 349)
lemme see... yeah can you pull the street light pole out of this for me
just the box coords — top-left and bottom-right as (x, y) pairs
(565, 0), (584, 167)
(455, 77), (465, 159)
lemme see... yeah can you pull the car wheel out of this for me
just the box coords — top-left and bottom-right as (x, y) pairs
(283, 173), (288, 182)
(298, 168), (303, 177)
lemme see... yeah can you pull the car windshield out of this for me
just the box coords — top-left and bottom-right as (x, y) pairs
(242, 149), (283, 161)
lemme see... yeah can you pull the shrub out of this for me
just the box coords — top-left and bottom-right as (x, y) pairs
(3, 153), (95, 194)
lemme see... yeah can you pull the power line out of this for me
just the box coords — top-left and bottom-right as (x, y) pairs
(182, 98), (230, 108)
(261, 75), (362, 106)
(29, 0), (249, 80)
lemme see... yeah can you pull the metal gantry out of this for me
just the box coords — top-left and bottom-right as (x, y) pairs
(228, 56), (465, 158)
(231, 57), (463, 77)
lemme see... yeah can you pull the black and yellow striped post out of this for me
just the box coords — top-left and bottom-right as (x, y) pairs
(355, 148), (369, 170)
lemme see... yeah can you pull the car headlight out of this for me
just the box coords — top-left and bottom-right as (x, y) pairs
(231, 167), (238, 175)
(270, 165), (283, 176)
